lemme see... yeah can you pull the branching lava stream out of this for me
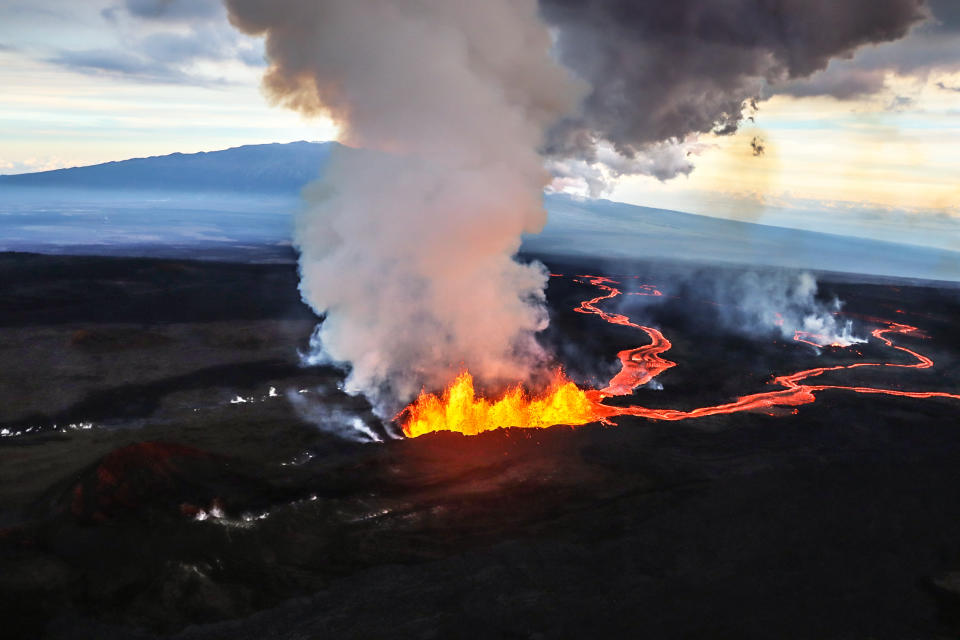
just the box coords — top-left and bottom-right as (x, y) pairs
(399, 275), (960, 437)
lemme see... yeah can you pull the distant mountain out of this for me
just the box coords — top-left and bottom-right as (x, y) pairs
(0, 141), (337, 194)
(1, 143), (958, 281)
(529, 195), (960, 283)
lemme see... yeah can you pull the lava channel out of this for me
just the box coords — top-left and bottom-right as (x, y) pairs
(398, 275), (960, 437)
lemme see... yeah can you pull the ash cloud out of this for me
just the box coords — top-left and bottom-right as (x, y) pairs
(777, 0), (960, 100)
(777, 65), (891, 101)
(225, 0), (584, 414)
(539, 0), (927, 182)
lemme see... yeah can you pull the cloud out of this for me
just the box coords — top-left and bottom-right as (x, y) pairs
(929, 0), (960, 31)
(49, 1), (264, 85)
(100, 6), (120, 22)
(540, 0), (925, 151)
(139, 31), (226, 64)
(122, 0), (222, 22)
(0, 156), (67, 175)
(138, 26), (262, 66)
(776, 66), (889, 100)
(774, 2), (960, 100)
(547, 138), (707, 197)
(537, 0), (927, 184)
(885, 95), (914, 111)
(46, 48), (191, 82)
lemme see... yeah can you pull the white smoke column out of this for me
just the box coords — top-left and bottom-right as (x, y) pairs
(791, 273), (865, 349)
(701, 270), (866, 348)
(224, 1), (585, 413)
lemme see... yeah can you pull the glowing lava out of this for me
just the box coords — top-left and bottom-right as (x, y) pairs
(573, 276), (674, 397)
(399, 370), (606, 438)
(398, 274), (960, 437)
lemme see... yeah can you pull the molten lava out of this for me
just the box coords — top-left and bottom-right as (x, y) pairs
(398, 274), (960, 437)
(400, 370), (606, 438)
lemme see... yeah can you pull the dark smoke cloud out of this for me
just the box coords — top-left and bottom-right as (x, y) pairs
(540, 0), (925, 150)
(928, 0), (960, 31)
(538, 0), (927, 181)
(776, 1), (960, 100)
(777, 67), (890, 100)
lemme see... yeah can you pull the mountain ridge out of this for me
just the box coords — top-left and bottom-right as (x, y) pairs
(0, 141), (339, 193)
(1, 142), (957, 281)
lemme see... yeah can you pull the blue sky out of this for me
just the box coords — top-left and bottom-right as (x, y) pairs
(0, 0), (958, 249)
(0, 0), (338, 174)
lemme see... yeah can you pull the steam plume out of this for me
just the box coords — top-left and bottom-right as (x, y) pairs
(719, 271), (864, 348)
(667, 270), (866, 348)
(224, 0), (584, 413)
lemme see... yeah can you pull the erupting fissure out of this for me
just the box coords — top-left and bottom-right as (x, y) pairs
(398, 275), (960, 437)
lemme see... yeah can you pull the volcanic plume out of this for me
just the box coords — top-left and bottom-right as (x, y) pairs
(224, 0), (585, 413)
(224, 0), (931, 420)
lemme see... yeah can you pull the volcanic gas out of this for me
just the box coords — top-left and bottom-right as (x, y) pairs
(398, 274), (960, 437)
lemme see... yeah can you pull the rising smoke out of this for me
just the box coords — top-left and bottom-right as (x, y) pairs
(224, 0), (584, 414)
(644, 269), (865, 349)
(713, 271), (864, 348)
(224, 0), (917, 413)
(286, 387), (387, 443)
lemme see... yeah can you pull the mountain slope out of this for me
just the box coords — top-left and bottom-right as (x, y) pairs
(0, 141), (336, 193)
(1, 143), (957, 281)
(531, 195), (960, 282)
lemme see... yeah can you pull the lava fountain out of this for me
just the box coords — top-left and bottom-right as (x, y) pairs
(399, 370), (607, 438)
(398, 274), (960, 437)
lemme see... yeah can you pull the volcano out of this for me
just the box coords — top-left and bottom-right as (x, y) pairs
(2, 251), (960, 639)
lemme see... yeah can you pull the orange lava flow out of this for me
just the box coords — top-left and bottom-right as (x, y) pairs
(399, 370), (606, 438)
(573, 276), (674, 397)
(398, 275), (960, 437)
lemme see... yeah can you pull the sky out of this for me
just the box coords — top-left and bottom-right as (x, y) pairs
(610, 83), (960, 249)
(0, 0), (338, 173)
(0, 0), (958, 249)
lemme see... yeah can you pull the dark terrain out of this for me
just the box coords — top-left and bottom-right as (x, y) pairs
(2, 251), (960, 639)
